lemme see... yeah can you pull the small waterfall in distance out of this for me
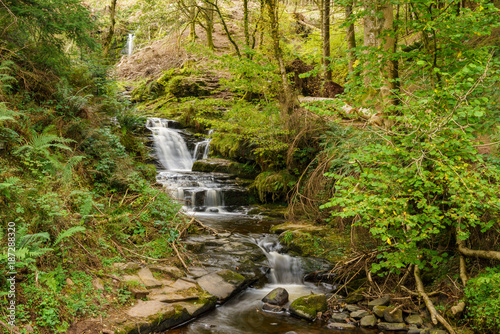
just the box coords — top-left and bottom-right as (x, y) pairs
(127, 33), (135, 56)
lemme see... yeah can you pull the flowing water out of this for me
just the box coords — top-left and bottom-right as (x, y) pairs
(148, 118), (378, 334)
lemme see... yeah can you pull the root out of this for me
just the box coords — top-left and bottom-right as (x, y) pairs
(414, 266), (456, 334)
(459, 254), (468, 286)
(457, 235), (500, 261)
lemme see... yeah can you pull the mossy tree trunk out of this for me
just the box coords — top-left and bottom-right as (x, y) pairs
(264, 0), (293, 109)
(102, 0), (117, 58)
(345, 1), (357, 73)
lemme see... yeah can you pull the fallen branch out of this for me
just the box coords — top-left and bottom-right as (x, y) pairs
(170, 241), (190, 272)
(414, 266), (456, 334)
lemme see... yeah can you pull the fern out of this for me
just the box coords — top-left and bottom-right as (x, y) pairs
(0, 230), (53, 269)
(0, 60), (16, 94)
(53, 226), (86, 246)
(15, 133), (74, 159)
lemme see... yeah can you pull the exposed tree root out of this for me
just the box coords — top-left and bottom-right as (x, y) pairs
(459, 254), (468, 286)
(414, 266), (456, 334)
(457, 237), (500, 261)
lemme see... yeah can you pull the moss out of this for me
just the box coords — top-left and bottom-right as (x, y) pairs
(216, 269), (245, 285)
(289, 294), (328, 321)
(272, 221), (350, 262)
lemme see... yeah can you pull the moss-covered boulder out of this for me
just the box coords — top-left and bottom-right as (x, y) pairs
(345, 287), (366, 304)
(289, 294), (328, 321)
(262, 287), (289, 306)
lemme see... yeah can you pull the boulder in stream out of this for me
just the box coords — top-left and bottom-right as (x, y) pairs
(262, 287), (289, 306)
(289, 294), (328, 321)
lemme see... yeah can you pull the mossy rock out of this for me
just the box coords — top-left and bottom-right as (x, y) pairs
(345, 287), (367, 304)
(216, 269), (245, 285)
(289, 294), (328, 321)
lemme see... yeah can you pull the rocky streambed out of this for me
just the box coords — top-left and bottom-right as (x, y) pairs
(71, 118), (449, 334)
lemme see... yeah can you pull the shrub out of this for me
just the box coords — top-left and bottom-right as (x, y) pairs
(464, 267), (500, 333)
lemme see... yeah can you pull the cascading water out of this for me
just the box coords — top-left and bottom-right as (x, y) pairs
(127, 33), (135, 56)
(148, 118), (248, 218)
(174, 235), (333, 334)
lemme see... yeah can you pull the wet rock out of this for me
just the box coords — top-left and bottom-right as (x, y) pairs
(345, 288), (366, 304)
(367, 295), (391, 310)
(330, 312), (349, 323)
(137, 267), (162, 288)
(262, 287), (289, 306)
(378, 322), (407, 331)
(373, 305), (388, 318)
(197, 269), (246, 302)
(222, 188), (249, 207)
(428, 330), (447, 334)
(360, 314), (378, 327)
(327, 322), (357, 330)
(262, 303), (285, 312)
(383, 307), (404, 323)
(346, 304), (361, 312)
(351, 309), (369, 319)
(299, 257), (334, 275)
(405, 314), (424, 327)
(408, 326), (422, 334)
(289, 294), (328, 321)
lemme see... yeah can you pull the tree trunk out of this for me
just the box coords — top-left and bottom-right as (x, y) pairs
(380, 3), (397, 104)
(204, 1), (214, 49)
(207, 0), (241, 57)
(345, 1), (357, 73)
(244, 0), (250, 48)
(323, 0), (331, 81)
(265, 0), (292, 109)
(102, 0), (117, 58)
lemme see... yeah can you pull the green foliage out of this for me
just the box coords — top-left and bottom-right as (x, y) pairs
(1, 0), (95, 77)
(254, 170), (296, 203)
(464, 267), (500, 333)
(321, 1), (500, 274)
(199, 100), (290, 170)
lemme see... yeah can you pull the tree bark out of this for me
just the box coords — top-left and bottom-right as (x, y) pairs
(102, 0), (117, 58)
(323, 0), (332, 81)
(345, 1), (357, 73)
(264, 0), (293, 108)
(244, 0), (250, 48)
(206, 0), (241, 58)
(457, 236), (500, 261)
(203, 1), (215, 49)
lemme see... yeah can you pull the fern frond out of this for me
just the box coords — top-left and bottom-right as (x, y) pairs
(53, 226), (86, 246)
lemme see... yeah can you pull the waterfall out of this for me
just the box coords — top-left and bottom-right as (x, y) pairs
(192, 130), (213, 161)
(147, 120), (193, 171)
(127, 33), (135, 56)
(205, 189), (223, 207)
(256, 236), (303, 284)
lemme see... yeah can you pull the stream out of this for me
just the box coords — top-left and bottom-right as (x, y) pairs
(146, 118), (379, 334)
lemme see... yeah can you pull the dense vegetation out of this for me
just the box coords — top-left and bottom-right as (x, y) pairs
(0, 0), (499, 333)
